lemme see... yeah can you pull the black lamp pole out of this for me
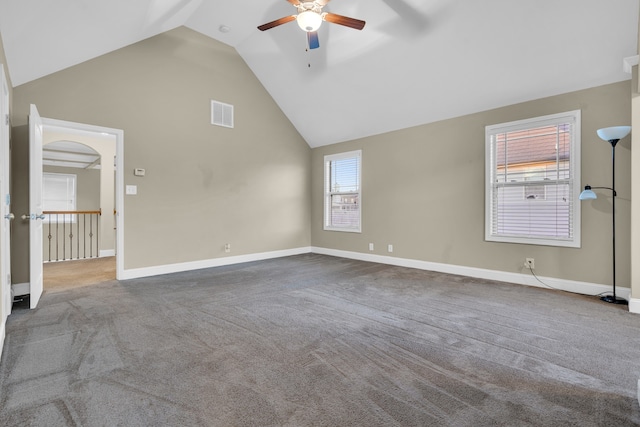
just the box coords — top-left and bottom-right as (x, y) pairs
(602, 137), (626, 304)
(582, 126), (631, 305)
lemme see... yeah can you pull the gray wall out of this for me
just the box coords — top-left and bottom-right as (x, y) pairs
(11, 26), (311, 274)
(312, 81), (632, 288)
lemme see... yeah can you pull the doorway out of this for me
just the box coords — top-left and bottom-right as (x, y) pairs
(36, 117), (124, 302)
(41, 136), (116, 292)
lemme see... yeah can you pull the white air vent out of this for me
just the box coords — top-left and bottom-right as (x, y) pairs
(211, 100), (234, 128)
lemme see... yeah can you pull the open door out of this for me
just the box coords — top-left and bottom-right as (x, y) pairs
(28, 104), (43, 309)
(0, 67), (11, 319)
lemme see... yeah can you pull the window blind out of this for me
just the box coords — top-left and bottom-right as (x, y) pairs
(324, 150), (361, 232)
(43, 173), (77, 223)
(486, 111), (580, 247)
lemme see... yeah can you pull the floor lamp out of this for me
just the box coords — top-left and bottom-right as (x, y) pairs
(579, 125), (631, 305)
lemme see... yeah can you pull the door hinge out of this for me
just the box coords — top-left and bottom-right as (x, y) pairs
(4, 114), (8, 125)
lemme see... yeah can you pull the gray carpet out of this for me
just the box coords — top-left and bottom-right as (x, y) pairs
(1, 254), (639, 426)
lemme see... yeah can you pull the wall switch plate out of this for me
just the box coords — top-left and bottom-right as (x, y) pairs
(388, 244), (393, 253)
(369, 243), (374, 251)
(125, 185), (137, 195)
(134, 168), (145, 177)
(224, 243), (231, 253)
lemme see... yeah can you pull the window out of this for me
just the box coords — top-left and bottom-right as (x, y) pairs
(43, 173), (77, 223)
(485, 110), (581, 247)
(324, 150), (361, 232)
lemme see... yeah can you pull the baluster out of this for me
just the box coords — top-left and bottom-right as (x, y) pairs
(96, 211), (100, 259)
(83, 213), (87, 259)
(77, 214), (80, 260)
(68, 214), (74, 261)
(55, 214), (59, 261)
(89, 214), (93, 258)
(47, 214), (52, 262)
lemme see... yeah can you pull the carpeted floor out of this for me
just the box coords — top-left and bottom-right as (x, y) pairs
(1, 254), (639, 426)
(44, 257), (116, 292)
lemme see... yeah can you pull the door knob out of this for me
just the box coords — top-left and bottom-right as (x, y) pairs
(21, 213), (45, 220)
(4, 213), (13, 220)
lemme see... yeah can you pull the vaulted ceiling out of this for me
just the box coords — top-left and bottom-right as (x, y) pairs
(0, 0), (637, 147)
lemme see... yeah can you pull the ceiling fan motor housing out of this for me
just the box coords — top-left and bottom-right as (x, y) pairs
(297, 2), (323, 14)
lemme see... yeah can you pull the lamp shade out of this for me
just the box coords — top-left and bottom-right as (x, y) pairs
(579, 186), (597, 200)
(596, 126), (631, 142)
(297, 11), (322, 31)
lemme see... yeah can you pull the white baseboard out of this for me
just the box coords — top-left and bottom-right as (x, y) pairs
(18, 246), (639, 314)
(120, 247), (313, 280)
(99, 249), (116, 257)
(311, 247), (632, 302)
(11, 282), (29, 297)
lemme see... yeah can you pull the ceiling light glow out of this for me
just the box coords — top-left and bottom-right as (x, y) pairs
(296, 11), (322, 32)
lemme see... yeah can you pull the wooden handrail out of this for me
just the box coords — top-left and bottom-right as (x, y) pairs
(43, 210), (102, 215)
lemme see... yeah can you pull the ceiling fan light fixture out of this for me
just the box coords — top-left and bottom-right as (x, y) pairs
(297, 10), (322, 32)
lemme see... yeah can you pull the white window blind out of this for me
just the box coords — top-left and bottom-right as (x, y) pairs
(43, 172), (77, 223)
(324, 150), (361, 232)
(485, 110), (581, 247)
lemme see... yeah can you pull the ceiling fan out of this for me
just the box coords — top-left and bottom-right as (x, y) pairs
(257, 0), (366, 50)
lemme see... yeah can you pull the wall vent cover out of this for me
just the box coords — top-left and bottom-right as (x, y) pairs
(211, 100), (234, 128)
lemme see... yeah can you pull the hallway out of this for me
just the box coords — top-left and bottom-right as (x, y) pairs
(43, 256), (116, 292)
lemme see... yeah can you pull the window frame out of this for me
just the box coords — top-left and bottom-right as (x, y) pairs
(324, 150), (362, 233)
(485, 110), (581, 248)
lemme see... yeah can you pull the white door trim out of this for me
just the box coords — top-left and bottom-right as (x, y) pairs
(0, 65), (10, 340)
(40, 117), (124, 280)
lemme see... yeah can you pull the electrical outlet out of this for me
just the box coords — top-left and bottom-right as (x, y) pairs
(369, 243), (374, 251)
(525, 258), (535, 269)
(388, 244), (393, 253)
(225, 243), (231, 253)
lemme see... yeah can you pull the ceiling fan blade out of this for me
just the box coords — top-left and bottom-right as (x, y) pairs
(286, 0), (301, 5)
(257, 15), (296, 31)
(315, 0), (331, 5)
(307, 31), (320, 49)
(323, 13), (366, 30)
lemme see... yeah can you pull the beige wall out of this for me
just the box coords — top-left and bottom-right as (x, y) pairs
(312, 81), (632, 288)
(11, 26), (311, 272)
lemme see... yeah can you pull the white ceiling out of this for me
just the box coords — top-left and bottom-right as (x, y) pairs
(0, 0), (638, 147)
(43, 140), (100, 170)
